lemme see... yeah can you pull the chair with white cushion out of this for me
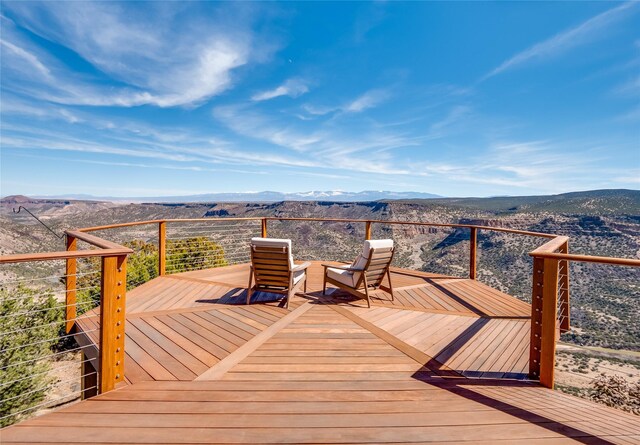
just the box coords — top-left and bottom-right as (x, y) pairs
(247, 238), (310, 308)
(322, 239), (395, 307)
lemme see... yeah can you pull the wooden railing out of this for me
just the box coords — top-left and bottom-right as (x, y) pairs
(0, 234), (132, 396)
(528, 241), (640, 388)
(3, 215), (638, 399)
(77, 217), (557, 281)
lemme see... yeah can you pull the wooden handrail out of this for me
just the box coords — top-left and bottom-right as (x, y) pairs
(66, 230), (127, 250)
(530, 251), (640, 267)
(264, 217), (557, 239)
(77, 216), (558, 239)
(78, 220), (165, 232)
(530, 236), (570, 255)
(0, 248), (133, 264)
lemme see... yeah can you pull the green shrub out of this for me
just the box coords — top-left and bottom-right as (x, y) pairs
(166, 237), (228, 273)
(0, 286), (63, 427)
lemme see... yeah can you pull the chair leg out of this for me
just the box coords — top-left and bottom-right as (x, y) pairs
(387, 269), (394, 301)
(304, 274), (307, 293)
(363, 276), (371, 308)
(286, 275), (294, 309)
(322, 273), (327, 295)
(246, 268), (253, 305)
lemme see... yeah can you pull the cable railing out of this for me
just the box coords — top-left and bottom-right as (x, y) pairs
(0, 236), (130, 427)
(1, 213), (638, 429)
(164, 220), (261, 273)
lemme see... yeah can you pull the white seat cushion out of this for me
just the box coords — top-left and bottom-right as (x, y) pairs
(293, 270), (306, 285)
(251, 237), (295, 269)
(326, 267), (359, 288)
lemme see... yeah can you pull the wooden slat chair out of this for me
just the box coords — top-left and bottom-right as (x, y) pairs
(247, 238), (310, 308)
(322, 239), (395, 307)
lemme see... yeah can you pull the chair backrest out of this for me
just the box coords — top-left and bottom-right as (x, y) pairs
(353, 239), (394, 288)
(250, 238), (294, 289)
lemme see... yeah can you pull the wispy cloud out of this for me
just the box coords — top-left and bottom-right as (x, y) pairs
(251, 78), (309, 101)
(1, 95), (82, 123)
(482, 2), (638, 80)
(1, 2), (270, 107)
(302, 88), (390, 117)
(214, 102), (420, 157)
(214, 105), (322, 152)
(344, 89), (389, 112)
(0, 38), (52, 80)
(426, 105), (472, 139)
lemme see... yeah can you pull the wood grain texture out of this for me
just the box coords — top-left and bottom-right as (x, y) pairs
(9, 262), (639, 443)
(65, 235), (77, 334)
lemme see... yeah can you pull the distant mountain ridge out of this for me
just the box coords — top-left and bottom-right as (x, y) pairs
(2, 189), (638, 215)
(21, 190), (443, 203)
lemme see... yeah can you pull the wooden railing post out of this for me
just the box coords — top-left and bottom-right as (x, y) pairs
(469, 227), (477, 280)
(99, 255), (127, 393)
(158, 221), (166, 276)
(65, 234), (77, 334)
(558, 241), (570, 333)
(529, 255), (559, 388)
(529, 257), (544, 381)
(365, 221), (372, 240)
(540, 257), (559, 388)
(261, 218), (268, 238)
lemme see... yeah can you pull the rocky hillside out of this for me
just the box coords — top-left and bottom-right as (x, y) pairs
(1, 190), (638, 350)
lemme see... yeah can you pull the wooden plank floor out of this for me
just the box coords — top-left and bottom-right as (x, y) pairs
(5, 363), (640, 443)
(76, 262), (531, 382)
(7, 263), (639, 443)
(348, 306), (531, 377)
(177, 262), (531, 317)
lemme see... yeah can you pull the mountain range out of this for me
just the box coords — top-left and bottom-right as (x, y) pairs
(23, 190), (442, 203)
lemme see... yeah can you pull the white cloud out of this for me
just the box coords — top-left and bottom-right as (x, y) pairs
(301, 88), (390, 117)
(0, 39), (52, 80)
(1, 95), (82, 123)
(482, 2), (638, 80)
(214, 105), (322, 152)
(344, 89), (389, 112)
(251, 78), (309, 101)
(1, 3), (265, 107)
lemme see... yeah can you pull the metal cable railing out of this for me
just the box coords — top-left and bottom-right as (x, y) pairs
(164, 220), (261, 273)
(0, 260), (102, 427)
(1, 214), (637, 429)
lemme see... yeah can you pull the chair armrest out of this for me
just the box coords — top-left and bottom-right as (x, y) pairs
(321, 263), (363, 272)
(292, 261), (312, 272)
(321, 262), (349, 269)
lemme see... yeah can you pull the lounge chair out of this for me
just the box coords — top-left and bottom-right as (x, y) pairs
(247, 237), (310, 308)
(322, 239), (395, 307)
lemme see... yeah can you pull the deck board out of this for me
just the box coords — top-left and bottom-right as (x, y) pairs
(7, 262), (638, 444)
(5, 378), (640, 444)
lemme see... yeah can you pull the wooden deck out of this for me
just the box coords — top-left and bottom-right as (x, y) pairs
(3, 262), (639, 444)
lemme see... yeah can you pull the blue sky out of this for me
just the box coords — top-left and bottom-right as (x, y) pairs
(0, 1), (638, 198)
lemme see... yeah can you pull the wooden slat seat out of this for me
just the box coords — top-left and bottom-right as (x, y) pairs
(247, 238), (310, 308)
(323, 239), (395, 307)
